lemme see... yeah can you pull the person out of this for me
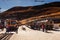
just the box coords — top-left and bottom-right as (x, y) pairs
(30, 23), (35, 29)
(41, 23), (45, 32)
(36, 23), (41, 30)
(45, 24), (49, 32)
(0, 23), (4, 31)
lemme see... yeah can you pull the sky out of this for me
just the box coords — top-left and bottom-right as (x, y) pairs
(0, 0), (60, 12)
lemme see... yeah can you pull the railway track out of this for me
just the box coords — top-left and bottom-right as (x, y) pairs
(0, 33), (13, 40)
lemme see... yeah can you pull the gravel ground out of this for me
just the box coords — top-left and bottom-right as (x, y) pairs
(9, 26), (60, 40)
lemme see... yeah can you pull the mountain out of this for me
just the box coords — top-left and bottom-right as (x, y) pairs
(0, 2), (60, 23)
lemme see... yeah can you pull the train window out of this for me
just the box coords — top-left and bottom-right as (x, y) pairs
(11, 21), (17, 25)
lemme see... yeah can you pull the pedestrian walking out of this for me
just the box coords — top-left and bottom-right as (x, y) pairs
(41, 23), (45, 32)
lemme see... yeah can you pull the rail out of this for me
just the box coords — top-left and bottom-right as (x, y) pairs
(0, 33), (13, 40)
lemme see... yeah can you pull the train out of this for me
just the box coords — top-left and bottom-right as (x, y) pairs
(5, 19), (19, 33)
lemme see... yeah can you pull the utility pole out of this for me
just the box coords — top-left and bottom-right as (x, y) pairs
(0, 8), (1, 13)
